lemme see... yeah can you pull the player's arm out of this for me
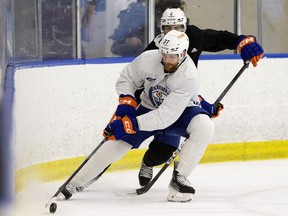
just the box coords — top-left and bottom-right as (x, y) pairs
(105, 76), (196, 140)
(190, 25), (264, 67)
(137, 77), (196, 131)
(115, 53), (146, 117)
(198, 95), (223, 118)
(105, 89), (193, 140)
(103, 54), (145, 139)
(188, 25), (239, 52)
(116, 54), (145, 96)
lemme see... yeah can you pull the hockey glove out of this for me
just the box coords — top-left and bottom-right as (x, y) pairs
(199, 95), (224, 118)
(115, 94), (138, 118)
(104, 115), (138, 140)
(236, 35), (264, 67)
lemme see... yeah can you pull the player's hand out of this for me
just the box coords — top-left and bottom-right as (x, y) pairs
(199, 95), (224, 118)
(103, 123), (114, 140)
(115, 94), (138, 118)
(236, 35), (264, 67)
(104, 115), (138, 140)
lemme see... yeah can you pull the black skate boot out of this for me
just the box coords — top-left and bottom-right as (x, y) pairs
(138, 161), (153, 187)
(167, 161), (195, 202)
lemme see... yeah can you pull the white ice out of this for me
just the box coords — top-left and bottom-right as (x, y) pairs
(15, 159), (288, 216)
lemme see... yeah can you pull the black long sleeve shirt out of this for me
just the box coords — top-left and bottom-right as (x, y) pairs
(145, 25), (242, 67)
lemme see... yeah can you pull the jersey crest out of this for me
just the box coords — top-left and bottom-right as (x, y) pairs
(148, 85), (169, 107)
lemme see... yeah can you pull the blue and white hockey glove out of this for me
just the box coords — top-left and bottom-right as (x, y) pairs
(199, 95), (224, 118)
(104, 115), (138, 140)
(115, 94), (138, 118)
(236, 35), (264, 67)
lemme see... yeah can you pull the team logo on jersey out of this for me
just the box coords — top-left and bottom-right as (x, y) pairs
(148, 85), (169, 107)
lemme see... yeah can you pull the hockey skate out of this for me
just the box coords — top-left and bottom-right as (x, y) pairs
(138, 161), (153, 187)
(59, 183), (77, 200)
(167, 161), (195, 202)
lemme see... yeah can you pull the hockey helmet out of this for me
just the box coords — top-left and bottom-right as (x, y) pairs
(160, 8), (187, 32)
(159, 30), (189, 64)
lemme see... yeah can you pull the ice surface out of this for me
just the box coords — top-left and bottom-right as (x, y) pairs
(15, 160), (288, 216)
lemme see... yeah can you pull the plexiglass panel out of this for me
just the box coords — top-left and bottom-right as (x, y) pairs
(10, 0), (288, 63)
(80, 0), (149, 58)
(14, 0), (39, 61)
(41, 0), (76, 60)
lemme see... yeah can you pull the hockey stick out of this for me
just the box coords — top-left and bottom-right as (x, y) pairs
(113, 139), (187, 197)
(45, 112), (117, 213)
(117, 62), (250, 197)
(75, 113), (120, 192)
(45, 134), (111, 213)
(213, 61), (249, 105)
(135, 139), (187, 195)
(76, 164), (111, 192)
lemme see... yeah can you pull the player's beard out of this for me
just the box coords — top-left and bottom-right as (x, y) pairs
(162, 62), (178, 73)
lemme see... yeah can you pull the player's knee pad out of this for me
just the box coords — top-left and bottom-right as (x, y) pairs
(186, 114), (214, 139)
(143, 141), (177, 166)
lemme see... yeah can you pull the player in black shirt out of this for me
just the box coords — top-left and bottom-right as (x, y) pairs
(138, 8), (264, 187)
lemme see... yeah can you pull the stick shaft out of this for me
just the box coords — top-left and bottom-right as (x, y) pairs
(136, 139), (186, 195)
(214, 62), (249, 105)
(46, 135), (108, 204)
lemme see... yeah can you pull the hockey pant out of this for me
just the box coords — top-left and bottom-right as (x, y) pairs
(70, 114), (214, 187)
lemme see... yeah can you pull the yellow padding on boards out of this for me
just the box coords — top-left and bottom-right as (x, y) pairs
(16, 140), (288, 192)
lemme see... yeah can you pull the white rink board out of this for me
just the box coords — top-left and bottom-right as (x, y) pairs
(13, 58), (288, 169)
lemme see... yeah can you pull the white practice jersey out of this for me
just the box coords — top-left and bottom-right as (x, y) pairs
(116, 50), (200, 131)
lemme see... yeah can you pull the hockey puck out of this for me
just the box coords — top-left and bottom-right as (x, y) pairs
(49, 202), (57, 214)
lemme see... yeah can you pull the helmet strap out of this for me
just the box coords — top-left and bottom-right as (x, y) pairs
(178, 50), (187, 66)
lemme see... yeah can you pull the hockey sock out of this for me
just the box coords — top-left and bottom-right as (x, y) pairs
(70, 140), (132, 187)
(177, 114), (214, 177)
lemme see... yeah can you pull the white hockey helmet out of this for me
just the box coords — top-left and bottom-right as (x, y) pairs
(160, 8), (187, 32)
(159, 30), (189, 63)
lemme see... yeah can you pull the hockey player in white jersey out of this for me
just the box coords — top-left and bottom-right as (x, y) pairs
(61, 30), (214, 202)
(138, 8), (264, 187)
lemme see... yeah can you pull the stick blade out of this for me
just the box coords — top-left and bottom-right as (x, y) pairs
(113, 189), (138, 197)
(113, 184), (152, 197)
(45, 196), (58, 208)
(135, 186), (150, 195)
